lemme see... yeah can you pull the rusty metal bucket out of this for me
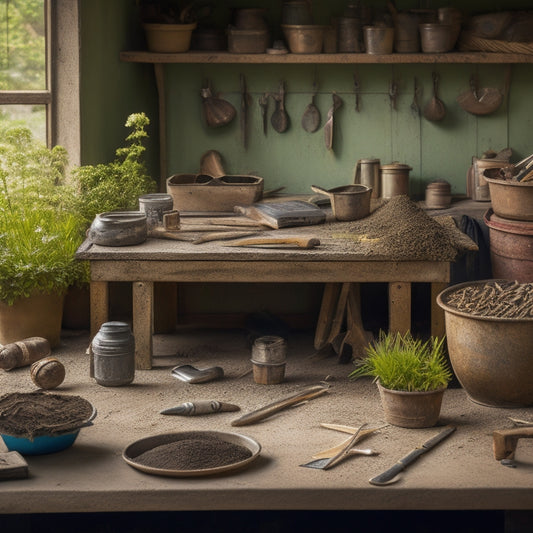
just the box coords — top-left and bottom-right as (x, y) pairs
(483, 209), (533, 282)
(437, 280), (533, 407)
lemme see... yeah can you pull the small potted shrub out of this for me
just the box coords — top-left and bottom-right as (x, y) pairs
(66, 112), (157, 329)
(349, 331), (452, 428)
(0, 127), (86, 346)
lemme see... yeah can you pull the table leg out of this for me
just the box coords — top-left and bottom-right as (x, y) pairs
(89, 281), (109, 378)
(314, 283), (342, 350)
(90, 281), (109, 339)
(431, 282), (447, 339)
(133, 281), (154, 370)
(388, 282), (411, 334)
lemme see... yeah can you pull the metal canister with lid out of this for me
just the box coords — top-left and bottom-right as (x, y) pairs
(425, 179), (452, 209)
(380, 162), (412, 198)
(92, 321), (135, 387)
(355, 158), (380, 198)
(138, 193), (174, 229)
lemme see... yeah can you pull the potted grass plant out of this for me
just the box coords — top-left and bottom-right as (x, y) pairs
(0, 127), (86, 347)
(349, 331), (452, 428)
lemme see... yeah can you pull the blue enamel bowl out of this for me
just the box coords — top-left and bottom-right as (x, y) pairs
(0, 405), (97, 455)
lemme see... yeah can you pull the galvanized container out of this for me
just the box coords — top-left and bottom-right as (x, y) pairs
(337, 17), (361, 52)
(281, 1), (313, 25)
(483, 209), (533, 282)
(380, 163), (411, 198)
(363, 26), (394, 54)
(281, 24), (326, 54)
(419, 23), (452, 53)
(355, 158), (380, 198)
(394, 12), (420, 53)
(139, 193), (174, 229)
(92, 322), (135, 387)
(425, 179), (451, 209)
(437, 280), (533, 407)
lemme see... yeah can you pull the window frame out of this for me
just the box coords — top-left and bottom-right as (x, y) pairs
(0, 0), (80, 165)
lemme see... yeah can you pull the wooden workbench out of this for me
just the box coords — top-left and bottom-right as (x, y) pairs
(76, 223), (452, 370)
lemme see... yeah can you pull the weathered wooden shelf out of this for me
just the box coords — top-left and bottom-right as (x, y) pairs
(120, 50), (533, 64)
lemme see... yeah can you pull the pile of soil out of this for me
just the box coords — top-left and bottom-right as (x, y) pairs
(0, 392), (94, 439)
(133, 432), (252, 470)
(441, 280), (533, 318)
(316, 195), (471, 260)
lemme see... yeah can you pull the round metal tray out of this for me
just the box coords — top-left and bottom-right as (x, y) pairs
(122, 430), (261, 477)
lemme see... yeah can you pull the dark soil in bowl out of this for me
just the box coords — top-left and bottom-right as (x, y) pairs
(0, 392), (93, 439)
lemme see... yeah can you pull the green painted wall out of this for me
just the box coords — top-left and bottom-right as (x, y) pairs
(78, 0), (533, 320)
(79, 0), (158, 169)
(80, 0), (533, 199)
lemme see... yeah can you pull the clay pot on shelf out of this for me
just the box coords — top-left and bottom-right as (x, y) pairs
(143, 22), (197, 53)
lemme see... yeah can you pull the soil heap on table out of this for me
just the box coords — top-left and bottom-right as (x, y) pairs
(0, 392), (94, 439)
(316, 195), (473, 260)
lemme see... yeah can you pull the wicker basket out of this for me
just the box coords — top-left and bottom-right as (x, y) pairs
(458, 31), (533, 54)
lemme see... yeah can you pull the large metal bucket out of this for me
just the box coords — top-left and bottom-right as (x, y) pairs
(484, 209), (533, 282)
(437, 280), (533, 407)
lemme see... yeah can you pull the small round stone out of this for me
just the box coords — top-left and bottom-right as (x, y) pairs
(30, 357), (66, 390)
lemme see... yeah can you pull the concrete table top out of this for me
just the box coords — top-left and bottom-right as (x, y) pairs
(0, 329), (532, 515)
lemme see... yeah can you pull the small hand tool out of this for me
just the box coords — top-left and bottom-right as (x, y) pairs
(369, 425), (456, 486)
(224, 236), (320, 249)
(259, 93), (269, 135)
(171, 364), (224, 384)
(300, 423), (374, 470)
(160, 400), (240, 416)
(231, 383), (329, 427)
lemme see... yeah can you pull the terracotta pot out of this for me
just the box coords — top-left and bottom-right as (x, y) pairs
(0, 291), (65, 348)
(377, 382), (445, 428)
(143, 22), (197, 53)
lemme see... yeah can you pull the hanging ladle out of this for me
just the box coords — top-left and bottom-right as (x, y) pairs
(302, 74), (321, 133)
(271, 81), (289, 133)
(423, 72), (446, 122)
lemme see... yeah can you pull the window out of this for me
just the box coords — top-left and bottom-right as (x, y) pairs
(0, 0), (48, 142)
(0, 0), (79, 164)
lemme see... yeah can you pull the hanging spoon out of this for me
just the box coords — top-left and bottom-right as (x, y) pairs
(423, 71), (446, 122)
(302, 73), (321, 133)
(271, 81), (289, 133)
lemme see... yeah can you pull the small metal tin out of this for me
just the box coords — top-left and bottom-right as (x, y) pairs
(92, 321), (135, 387)
(425, 179), (452, 209)
(88, 211), (147, 247)
(380, 162), (412, 198)
(138, 193), (174, 229)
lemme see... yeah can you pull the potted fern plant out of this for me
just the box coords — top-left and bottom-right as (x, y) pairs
(0, 127), (86, 347)
(349, 331), (452, 428)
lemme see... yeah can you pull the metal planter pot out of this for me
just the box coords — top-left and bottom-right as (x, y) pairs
(437, 280), (533, 407)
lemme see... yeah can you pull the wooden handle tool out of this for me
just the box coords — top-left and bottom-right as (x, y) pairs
(231, 383), (329, 427)
(224, 236), (320, 249)
(493, 427), (533, 461)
